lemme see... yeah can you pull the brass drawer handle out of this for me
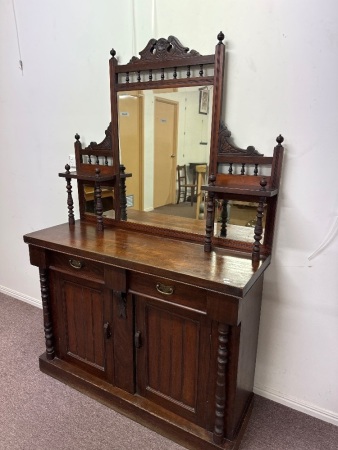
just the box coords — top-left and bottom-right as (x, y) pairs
(156, 282), (174, 296)
(69, 259), (84, 270)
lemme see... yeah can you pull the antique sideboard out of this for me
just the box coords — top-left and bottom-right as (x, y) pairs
(24, 33), (284, 449)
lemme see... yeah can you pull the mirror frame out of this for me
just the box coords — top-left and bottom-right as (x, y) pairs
(100, 32), (226, 242)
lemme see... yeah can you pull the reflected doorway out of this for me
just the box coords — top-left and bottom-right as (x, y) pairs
(154, 98), (178, 208)
(118, 93), (143, 210)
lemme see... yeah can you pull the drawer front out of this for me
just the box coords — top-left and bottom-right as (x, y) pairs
(48, 251), (104, 282)
(129, 272), (207, 313)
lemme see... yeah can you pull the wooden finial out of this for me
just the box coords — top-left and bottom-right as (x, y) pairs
(217, 32), (225, 44)
(276, 134), (284, 145)
(65, 164), (70, 173)
(209, 173), (216, 186)
(260, 177), (267, 191)
(110, 48), (116, 57)
(75, 133), (80, 141)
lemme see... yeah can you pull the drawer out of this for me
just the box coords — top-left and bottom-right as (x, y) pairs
(48, 251), (104, 282)
(129, 272), (207, 313)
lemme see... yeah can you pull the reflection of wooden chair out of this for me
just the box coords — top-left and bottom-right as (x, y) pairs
(84, 185), (114, 213)
(176, 165), (197, 206)
(195, 164), (208, 219)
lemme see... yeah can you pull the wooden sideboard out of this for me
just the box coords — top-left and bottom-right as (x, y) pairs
(24, 221), (268, 449)
(24, 33), (284, 449)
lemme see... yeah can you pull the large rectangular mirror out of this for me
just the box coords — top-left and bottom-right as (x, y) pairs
(100, 34), (225, 242)
(75, 33), (272, 249)
(118, 86), (212, 224)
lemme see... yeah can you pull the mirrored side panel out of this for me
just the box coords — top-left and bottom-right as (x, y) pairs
(83, 184), (115, 219)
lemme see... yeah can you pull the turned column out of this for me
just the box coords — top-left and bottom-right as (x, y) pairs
(220, 199), (228, 237)
(120, 164), (127, 221)
(213, 323), (230, 445)
(252, 177), (267, 262)
(95, 168), (104, 231)
(204, 174), (216, 252)
(64, 164), (75, 225)
(39, 268), (55, 360)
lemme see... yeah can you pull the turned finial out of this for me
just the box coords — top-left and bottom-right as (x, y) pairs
(217, 32), (225, 44)
(65, 164), (70, 173)
(95, 167), (101, 176)
(110, 48), (116, 57)
(209, 173), (216, 185)
(75, 133), (80, 141)
(260, 177), (267, 191)
(276, 134), (284, 145)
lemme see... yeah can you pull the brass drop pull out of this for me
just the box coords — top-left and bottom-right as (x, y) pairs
(103, 322), (112, 339)
(69, 259), (84, 270)
(135, 331), (142, 349)
(156, 282), (174, 296)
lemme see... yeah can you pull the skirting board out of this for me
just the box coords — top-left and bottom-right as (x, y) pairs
(254, 384), (338, 427)
(0, 285), (41, 309)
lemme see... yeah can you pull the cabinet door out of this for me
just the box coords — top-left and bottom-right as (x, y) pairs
(51, 271), (114, 381)
(135, 295), (211, 426)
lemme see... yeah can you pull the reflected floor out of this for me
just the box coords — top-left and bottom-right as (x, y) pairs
(152, 202), (196, 219)
(98, 205), (257, 243)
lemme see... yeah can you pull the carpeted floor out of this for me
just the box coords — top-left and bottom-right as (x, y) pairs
(1, 293), (337, 450)
(152, 201), (197, 218)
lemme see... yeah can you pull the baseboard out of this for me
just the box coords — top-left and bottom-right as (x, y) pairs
(254, 384), (338, 426)
(0, 285), (41, 309)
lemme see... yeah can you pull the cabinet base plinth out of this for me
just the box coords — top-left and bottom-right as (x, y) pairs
(39, 353), (253, 450)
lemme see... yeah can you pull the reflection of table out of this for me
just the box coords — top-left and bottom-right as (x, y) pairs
(189, 162), (207, 184)
(195, 164), (207, 219)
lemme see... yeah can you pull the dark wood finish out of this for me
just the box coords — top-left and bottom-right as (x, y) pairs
(213, 323), (230, 444)
(204, 132), (284, 256)
(103, 33), (226, 243)
(39, 268), (55, 360)
(24, 33), (284, 450)
(64, 164), (75, 225)
(24, 221), (268, 449)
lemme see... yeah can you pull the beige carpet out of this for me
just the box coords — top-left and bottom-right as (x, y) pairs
(1, 293), (337, 449)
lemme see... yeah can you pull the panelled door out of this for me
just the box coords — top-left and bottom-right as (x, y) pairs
(134, 294), (211, 426)
(50, 271), (114, 382)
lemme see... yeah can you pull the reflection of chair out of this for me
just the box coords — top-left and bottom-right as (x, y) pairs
(84, 185), (114, 213)
(176, 165), (197, 206)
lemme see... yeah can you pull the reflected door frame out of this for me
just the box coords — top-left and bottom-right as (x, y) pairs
(153, 97), (178, 208)
(118, 92), (144, 211)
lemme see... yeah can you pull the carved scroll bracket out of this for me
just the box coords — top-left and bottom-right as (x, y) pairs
(218, 121), (263, 156)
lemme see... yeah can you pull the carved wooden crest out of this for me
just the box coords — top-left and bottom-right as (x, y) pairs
(218, 121), (263, 156)
(129, 36), (200, 64)
(84, 123), (112, 152)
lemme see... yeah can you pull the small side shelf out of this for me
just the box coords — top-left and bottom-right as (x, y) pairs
(58, 170), (117, 182)
(202, 185), (278, 197)
(203, 133), (284, 261)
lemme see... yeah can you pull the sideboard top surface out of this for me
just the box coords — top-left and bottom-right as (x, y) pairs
(24, 221), (270, 297)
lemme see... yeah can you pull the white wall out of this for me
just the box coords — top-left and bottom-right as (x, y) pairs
(1, 0), (337, 426)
